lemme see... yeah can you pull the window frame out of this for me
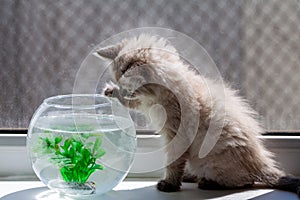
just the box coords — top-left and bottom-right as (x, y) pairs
(0, 130), (300, 180)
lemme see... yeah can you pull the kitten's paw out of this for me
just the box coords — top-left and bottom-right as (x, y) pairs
(103, 82), (119, 97)
(157, 180), (181, 192)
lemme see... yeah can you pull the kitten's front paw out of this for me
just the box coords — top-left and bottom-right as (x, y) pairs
(103, 82), (119, 97)
(157, 180), (181, 192)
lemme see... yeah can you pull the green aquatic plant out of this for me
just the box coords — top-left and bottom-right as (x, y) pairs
(35, 132), (105, 184)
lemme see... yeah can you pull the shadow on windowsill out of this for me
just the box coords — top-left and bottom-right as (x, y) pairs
(0, 183), (298, 200)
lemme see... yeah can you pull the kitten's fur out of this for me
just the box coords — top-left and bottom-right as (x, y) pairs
(96, 35), (300, 196)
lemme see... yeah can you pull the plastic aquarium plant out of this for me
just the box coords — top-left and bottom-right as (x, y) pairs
(34, 129), (106, 186)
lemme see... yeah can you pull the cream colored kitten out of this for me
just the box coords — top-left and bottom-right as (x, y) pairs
(96, 35), (300, 196)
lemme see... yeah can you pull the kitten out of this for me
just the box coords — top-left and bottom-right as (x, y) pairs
(95, 34), (300, 196)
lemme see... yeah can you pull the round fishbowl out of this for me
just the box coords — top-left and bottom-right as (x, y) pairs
(27, 94), (136, 197)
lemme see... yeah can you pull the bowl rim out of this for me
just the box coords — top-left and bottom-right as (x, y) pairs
(43, 94), (112, 109)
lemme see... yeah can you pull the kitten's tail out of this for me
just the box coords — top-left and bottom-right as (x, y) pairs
(273, 176), (300, 197)
(262, 173), (300, 197)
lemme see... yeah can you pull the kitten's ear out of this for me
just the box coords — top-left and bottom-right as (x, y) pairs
(95, 44), (121, 60)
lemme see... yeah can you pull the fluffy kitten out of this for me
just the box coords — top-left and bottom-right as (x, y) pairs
(95, 34), (300, 196)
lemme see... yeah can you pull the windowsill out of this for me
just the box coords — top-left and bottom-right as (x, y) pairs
(0, 134), (300, 199)
(0, 179), (299, 200)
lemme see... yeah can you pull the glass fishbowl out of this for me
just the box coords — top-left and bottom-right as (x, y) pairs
(27, 94), (136, 197)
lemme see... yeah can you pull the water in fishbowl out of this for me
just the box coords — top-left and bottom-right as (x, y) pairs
(27, 114), (136, 196)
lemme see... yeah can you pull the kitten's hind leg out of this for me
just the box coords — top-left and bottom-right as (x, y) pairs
(182, 173), (198, 183)
(198, 178), (225, 190)
(198, 178), (253, 190)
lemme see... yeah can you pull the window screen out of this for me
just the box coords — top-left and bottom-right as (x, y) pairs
(1, 0), (299, 131)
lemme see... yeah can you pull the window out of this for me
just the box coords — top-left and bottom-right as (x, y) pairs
(1, 1), (299, 132)
(1, 0), (300, 178)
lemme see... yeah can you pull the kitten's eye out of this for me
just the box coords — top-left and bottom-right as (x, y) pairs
(121, 64), (131, 74)
(121, 62), (135, 74)
(120, 60), (145, 75)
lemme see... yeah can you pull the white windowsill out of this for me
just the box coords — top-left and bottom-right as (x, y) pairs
(0, 179), (299, 200)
